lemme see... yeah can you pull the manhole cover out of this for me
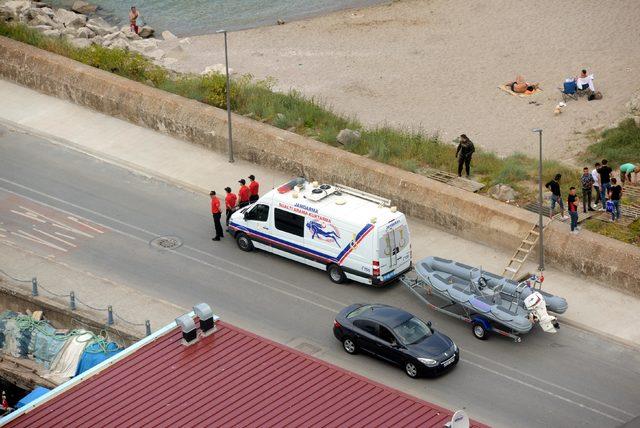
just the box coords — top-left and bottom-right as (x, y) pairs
(150, 236), (183, 250)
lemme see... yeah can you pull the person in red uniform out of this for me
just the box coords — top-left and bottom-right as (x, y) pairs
(224, 187), (237, 227)
(238, 179), (251, 208)
(210, 190), (223, 241)
(248, 174), (260, 202)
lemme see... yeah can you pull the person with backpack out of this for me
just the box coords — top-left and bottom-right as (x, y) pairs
(580, 167), (595, 213)
(607, 178), (623, 222)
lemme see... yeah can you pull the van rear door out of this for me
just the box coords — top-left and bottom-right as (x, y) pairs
(377, 219), (410, 281)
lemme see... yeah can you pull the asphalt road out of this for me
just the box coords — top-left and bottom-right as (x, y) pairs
(1, 126), (639, 427)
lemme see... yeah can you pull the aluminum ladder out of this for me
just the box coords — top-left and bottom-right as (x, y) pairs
(501, 223), (545, 280)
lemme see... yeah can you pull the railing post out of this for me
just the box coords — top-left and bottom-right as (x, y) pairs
(145, 320), (151, 336)
(31, 277), (38, 297)
(69, 291), (76, 310)
(107, 305), (114, 325)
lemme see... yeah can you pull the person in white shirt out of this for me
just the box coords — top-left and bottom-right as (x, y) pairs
(591, 162), (602, 209)
(576, 69), (595, 92)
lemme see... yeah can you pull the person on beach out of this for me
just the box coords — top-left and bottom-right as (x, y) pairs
(567, 187), (580, 234)
(224, 187), (237, 227)
(238, 179), (251, 208)
(580, 167), (595, 213)
(546, 174), (568, 219)
(591, 162), (602, 209)
(576, 69), (595, 92)
(210, 190), (223, 241)
(620, 163), (638, 185)
(248, 174), (260, 202)
(129, 6), (140, 34)
(597, 159), (612, 206)
(455, 134), (475, 178)
(507, 75), (539, 94)
(608, 178), (622, 222)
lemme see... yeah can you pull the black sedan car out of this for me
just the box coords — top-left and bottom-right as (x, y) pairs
(333, 303), (459, 378)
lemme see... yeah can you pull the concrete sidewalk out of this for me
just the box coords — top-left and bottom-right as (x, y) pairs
(2, 79), (639, 349)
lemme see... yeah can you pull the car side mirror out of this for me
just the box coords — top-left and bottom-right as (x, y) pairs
(391, 341), (400, 348)
(243, 211), (248, 220)
(427, 321), (432, 328)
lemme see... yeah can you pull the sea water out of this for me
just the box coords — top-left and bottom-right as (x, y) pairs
(49, 0), (386, 36)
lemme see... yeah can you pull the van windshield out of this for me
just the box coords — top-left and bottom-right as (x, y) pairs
(393, 317), (432, 345)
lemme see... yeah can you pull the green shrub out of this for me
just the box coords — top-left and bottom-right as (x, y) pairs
(586, 118), (640, 166)
(493, 154), (531, 184)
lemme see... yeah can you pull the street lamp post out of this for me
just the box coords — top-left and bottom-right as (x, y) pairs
(217, 29), (234, 163)
(532, 128), (544, 271)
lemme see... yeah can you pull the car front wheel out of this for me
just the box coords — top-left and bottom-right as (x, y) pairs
(405, 361), (420, 378)
(342, 337), (357, 355)
(327, 264), (346, 284)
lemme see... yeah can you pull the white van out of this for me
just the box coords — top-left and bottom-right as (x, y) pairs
(229, 178), (411, 286)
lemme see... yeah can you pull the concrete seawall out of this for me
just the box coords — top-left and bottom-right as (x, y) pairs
(1, 36), (638, 294)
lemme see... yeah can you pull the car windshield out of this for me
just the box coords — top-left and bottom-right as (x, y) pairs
(393, 317), (432, 345)
(347, 305), (375, 319)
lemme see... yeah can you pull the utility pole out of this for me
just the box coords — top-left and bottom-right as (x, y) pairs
(217, 29), (234, 163)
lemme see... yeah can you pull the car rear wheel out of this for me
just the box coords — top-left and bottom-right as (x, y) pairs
(236, 233), (254, 252)
(472, 322), (489, 340)
(342, 337), (357, 355)
(405, 361), (420, 378)
(327, 264), (346, 284)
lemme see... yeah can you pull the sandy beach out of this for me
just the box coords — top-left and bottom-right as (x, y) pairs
(159, 0), (640, 160)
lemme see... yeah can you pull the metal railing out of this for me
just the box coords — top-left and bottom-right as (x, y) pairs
(0, 268), (151, 336)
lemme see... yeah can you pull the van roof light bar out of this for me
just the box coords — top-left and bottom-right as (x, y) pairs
(334, 184), (391, 207)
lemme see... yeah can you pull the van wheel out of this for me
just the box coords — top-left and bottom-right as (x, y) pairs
(236, 233), (254, 252)
(327, 264), (346, 284)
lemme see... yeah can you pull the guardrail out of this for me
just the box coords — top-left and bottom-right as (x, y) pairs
(0, 268), (151, 336)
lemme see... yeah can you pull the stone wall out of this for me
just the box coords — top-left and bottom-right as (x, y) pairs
(1, 36), (638, 294)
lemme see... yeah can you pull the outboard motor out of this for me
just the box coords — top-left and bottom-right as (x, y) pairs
(524, 291), (560, 333)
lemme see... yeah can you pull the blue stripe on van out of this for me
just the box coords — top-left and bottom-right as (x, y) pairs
(230, 222), (374, 265)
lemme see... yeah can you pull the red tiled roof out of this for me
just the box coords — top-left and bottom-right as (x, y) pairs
(5, 319), (487, 427)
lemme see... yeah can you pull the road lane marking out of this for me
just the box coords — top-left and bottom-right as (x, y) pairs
(33, 227), (77, 248)
(10, 209), (47, 223)
(1, 179), (635, 422)
(12, 230), (67, 252)
(54, 231), (76, 240)
(67, 216), (104, 234)
(465, 349), (635, 418)
(18, 206), (95, 238)
(462, 359), (625, 423)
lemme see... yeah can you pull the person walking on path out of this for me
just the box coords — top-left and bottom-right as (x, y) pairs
(129, 6), (140, 34)
(248, 174), (260, 202)
(620, 163), (638, 185)
(608, 178), (623, 222)
(598, 159), (613, 206)
(455, 134), (475, 178)
(210, 190), (223, 241)
(224, 187), (237, 227)
(545, 174), (568, 219)
(591, 162), (602, 209)
(238, 179), (251, 208)
(568, 187), (580, 234)
(580, 167), (595, 213)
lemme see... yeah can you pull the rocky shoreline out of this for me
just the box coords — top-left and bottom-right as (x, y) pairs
(0, 0), (189, 68)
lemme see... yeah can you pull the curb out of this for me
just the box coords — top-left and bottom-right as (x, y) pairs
(558, 315), (640, 352)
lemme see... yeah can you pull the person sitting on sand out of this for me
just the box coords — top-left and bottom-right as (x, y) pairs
(507, 75), (539, 94)
(576, 69), (595, 92)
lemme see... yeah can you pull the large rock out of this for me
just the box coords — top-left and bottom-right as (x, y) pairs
(2, 1), (31, 16)
(76, 26), (95, 38)
(42, 28), (61, 37)
(138, 25), (154, 38)
(103, 31), (126, 41)
(30, 12), (54, 27)
(120, 26), (141, 40)
(201, 64), (233, 76)
(31, 24), (52, 32)
(146, 49), (165, 60)
(161, 30), (177, 41)
(68, 37), (92, 49)
(53, 8), (87, 28)
(489, 184), (518, 202)
(71, 0), (97, 14)
(109, 38), (130, 50)
(130, 38), (158, 53)
(336, 129), (361, 147)
(85, 16), (116, 35)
